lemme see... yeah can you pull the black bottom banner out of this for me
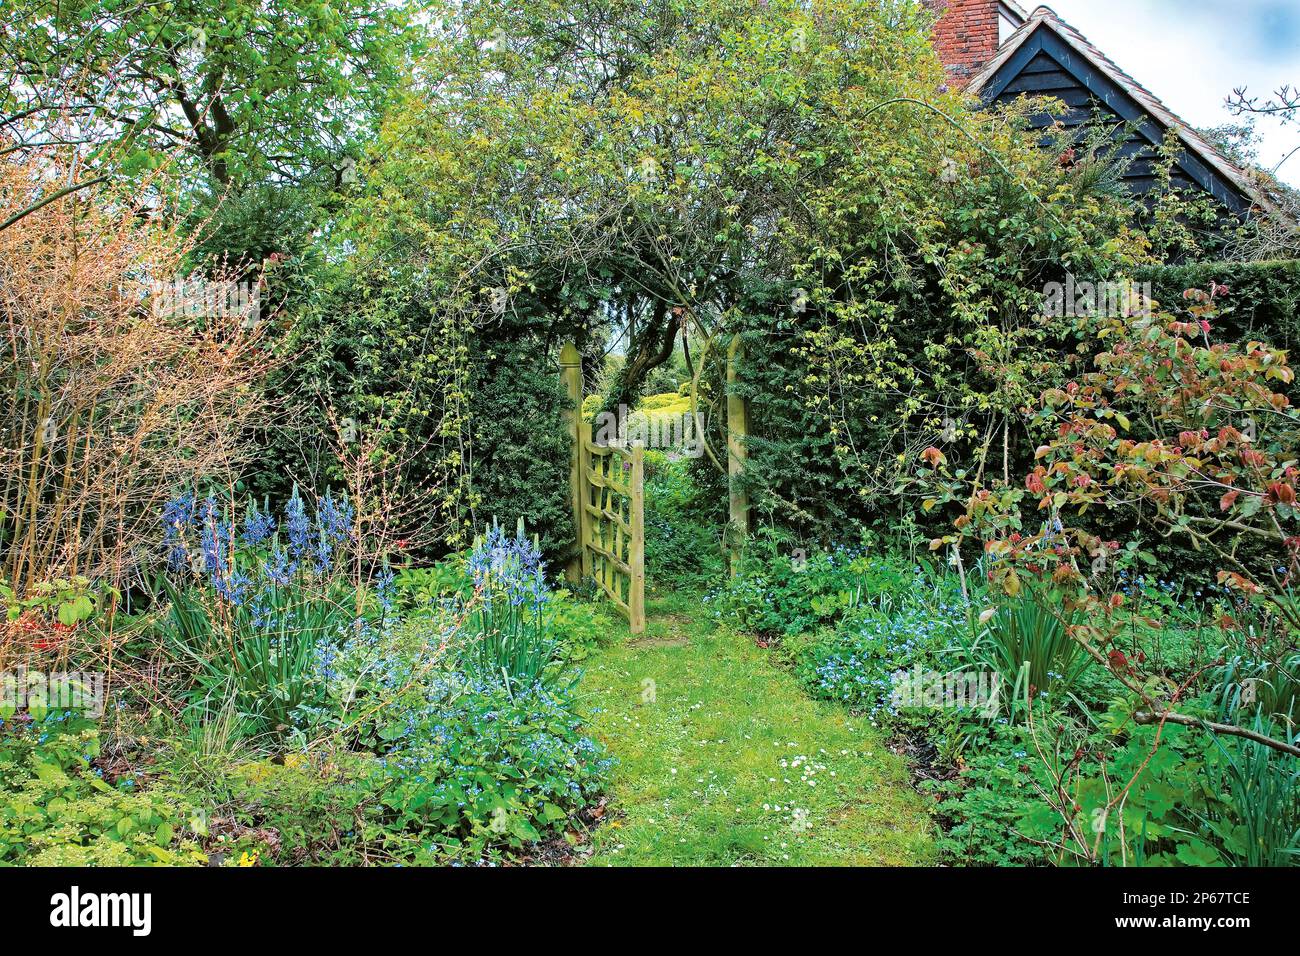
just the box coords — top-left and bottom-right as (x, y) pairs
(0, 865), (1281, 941)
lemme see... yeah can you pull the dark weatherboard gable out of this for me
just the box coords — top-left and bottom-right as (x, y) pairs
(968, 9), (1257, 217)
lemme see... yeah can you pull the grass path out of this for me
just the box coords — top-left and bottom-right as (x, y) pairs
(577, 589), (936, 866)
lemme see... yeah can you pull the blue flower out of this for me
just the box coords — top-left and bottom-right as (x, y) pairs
(162, 492), (198, 569)
(285, 487), (311, 560)
(242, 503), (276, 548)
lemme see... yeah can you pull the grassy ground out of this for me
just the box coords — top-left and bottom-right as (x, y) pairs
(577, 588), (936, 866)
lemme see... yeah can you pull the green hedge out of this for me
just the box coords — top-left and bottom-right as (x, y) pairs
(1135, 259), (1300, 348)
(467, 335), (574, 566)
(728, 263), (1300, 551)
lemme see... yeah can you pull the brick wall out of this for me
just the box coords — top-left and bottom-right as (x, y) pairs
(928, 0), (1001, 90)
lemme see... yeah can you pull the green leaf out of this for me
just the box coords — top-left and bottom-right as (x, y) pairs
(1174, 841), (1221, 866)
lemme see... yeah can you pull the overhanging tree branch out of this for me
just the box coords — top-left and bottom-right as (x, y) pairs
(0, 174), (109, 232)
(1134, 711), (1300, 758)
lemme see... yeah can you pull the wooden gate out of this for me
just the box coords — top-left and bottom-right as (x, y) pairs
(561, 343), (646, 634)
(580, 436), (645, 633)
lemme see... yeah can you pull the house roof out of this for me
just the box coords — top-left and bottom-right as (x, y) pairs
(967, 5), (1272, 215)
(999, 0), (1029, 24)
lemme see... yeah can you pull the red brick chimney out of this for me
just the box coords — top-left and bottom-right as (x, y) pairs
(929, 0), (1002, 90)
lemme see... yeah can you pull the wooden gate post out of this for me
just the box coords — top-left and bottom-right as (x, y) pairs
(629, 440), (646, 634)
(560, 342), (585, 582)
(727, 334), (750, 576)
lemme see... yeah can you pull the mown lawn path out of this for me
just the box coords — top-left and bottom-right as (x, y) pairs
(578, 590), (936, 866)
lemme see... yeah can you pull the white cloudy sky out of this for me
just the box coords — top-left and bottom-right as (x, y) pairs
(1038, 0), (1300, 184)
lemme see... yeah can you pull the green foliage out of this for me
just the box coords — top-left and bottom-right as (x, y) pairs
(643, 452), (725, 588)
(1135, 259), (1300, 349)
(467, 337), (574, 564)
(8, 0), (1293, 874)
(547, 590), (621, 662)
(926, 662), (1300, 867)
(352, 0), (1123, 492)
(643, 352), (690, 397)
(1191, 721), (1300, 867)
(730, 314), (875, 538)
(0, 713), (199, 866)
(376, 677), (612, 861)
(1052, 712), (1300, 867)
(748, 98), (1140, 537)
(718, 539), (1298, 869)
(277, 261), (476, 552)
(712, 539), (923, 638)
(925, 721), (1049, 866)
(638, 392), (691, 414)
(971, 591), (1086, 717)
(1, 0), (422, 190)
(1139, 129), (1234, 262)
(1, 575), (112, 627)
(158, 492), (357, 738)
(1219, 647), (1300, 726)
(392, 560), (466, 610)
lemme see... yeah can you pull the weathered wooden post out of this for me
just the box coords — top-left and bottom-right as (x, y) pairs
(629, 440), (646, 633)
(560, 341), (585, 582)
(726, 334), (750, 576)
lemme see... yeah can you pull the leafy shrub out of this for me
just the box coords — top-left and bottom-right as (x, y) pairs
(203, 749), (403, 866)
(925, 720), (1051, 866)
(932, 698), (1300, 868)
(547, 589), (620, 660)
(728, 314), (873, 540)
(1135, 259), (1300, 349)
(2, 575), (111, 629)
(1055, 711), (1300, 867)
(0, 712), (200, 866)
(468, 336), (574, 565)
(792, 596), (971, 717)
(392, 560), (466, 611)
(643, 452), (725, 588)
(376, 674), (612, 860)
(712, 542), (934, 638)
(918, 286), (1300, 782)
(2, 574), (113, 662)
(638, 392), (689, 413)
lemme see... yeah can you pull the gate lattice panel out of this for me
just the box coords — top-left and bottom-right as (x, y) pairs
(580, 436), (645, 634)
